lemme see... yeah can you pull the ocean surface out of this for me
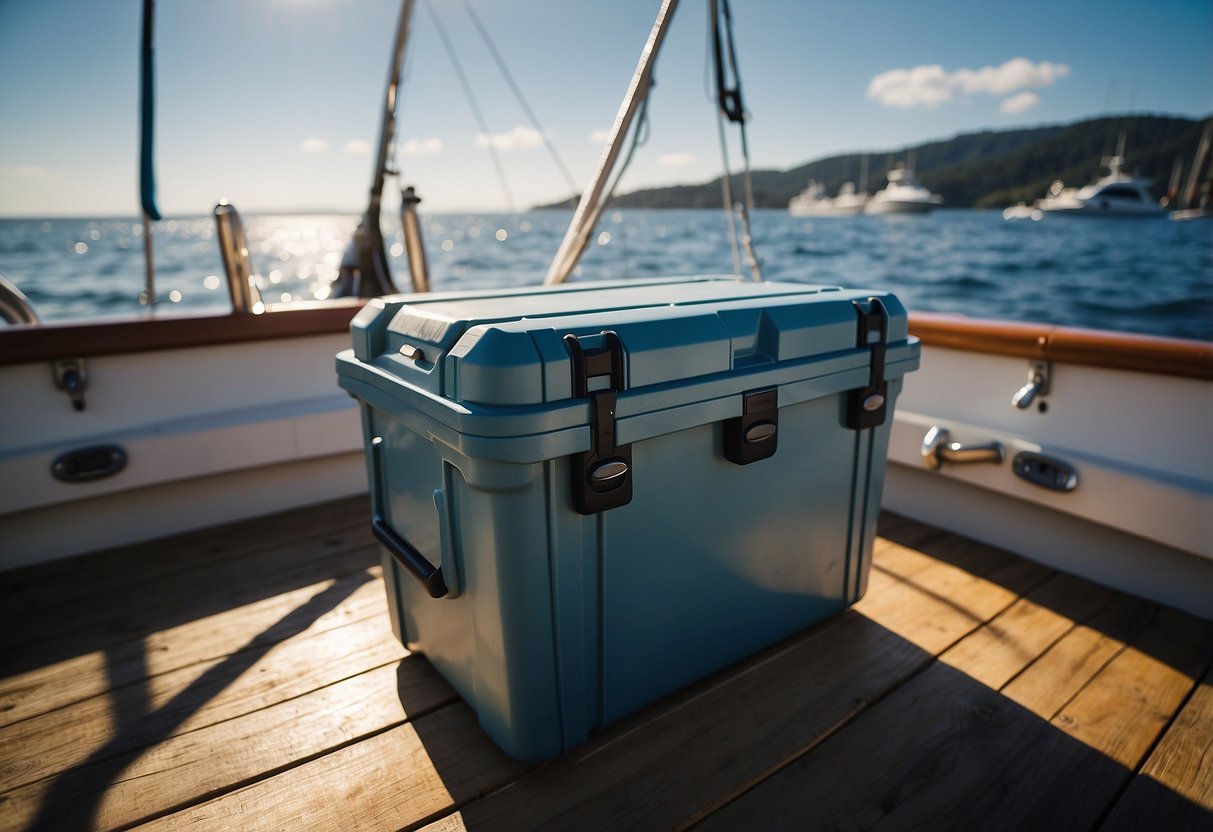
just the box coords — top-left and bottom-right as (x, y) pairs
(1, 209), (1210, 341)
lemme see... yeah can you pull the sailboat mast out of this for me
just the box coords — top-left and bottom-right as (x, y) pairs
(544, 0), (680, 286)
(369, 0), (418, 220)
(1180, 122), (1212, 210)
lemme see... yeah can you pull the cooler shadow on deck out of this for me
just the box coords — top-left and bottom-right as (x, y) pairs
(403, 515), (1213, 831)
(17, 570), (375, 832)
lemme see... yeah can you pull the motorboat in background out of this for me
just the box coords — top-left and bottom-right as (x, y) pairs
(1002, 202), (1042, 221)
(1036, 153), (1165, 216)
(788, 180), (869, 216)
(863, 163), (943, 214)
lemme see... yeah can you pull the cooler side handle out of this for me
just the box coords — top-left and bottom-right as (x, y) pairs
(366, 433), (450, 600)
(372, 516), (449, 599)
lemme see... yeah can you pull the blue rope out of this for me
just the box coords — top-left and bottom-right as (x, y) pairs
(139, 0), (162, 221)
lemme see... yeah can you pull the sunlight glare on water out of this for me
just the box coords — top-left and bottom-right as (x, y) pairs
(0, 210), (1209, 340)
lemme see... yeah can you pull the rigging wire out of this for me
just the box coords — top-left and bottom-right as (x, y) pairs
(423, 0), (517, 213)
(714, 103), (743, 279)
(710, 0), (763, 281)
(604, 86), (653, 206)
(459, 0), (581, 206)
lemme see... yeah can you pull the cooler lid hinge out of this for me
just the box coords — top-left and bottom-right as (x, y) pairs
(847, 297), (890, 430)
(565, 331), (633, 514)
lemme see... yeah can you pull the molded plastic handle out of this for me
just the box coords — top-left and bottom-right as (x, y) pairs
(372, 515), (448, 599)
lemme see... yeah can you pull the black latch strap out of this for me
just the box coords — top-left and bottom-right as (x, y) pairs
(565, 332), (633, 515)
(847, 297), (890, 430)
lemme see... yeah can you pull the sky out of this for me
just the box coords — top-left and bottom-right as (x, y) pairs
(0, 0), (1210, 216)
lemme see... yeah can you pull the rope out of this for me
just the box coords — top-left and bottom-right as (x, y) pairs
(710, 0), (762, 281)
(459, 0), (580, 206)
(424, 0), (517, 213)
(605, 86), (653, 204)
(714, 106), (742, 279)
(139, 0), (161, 222)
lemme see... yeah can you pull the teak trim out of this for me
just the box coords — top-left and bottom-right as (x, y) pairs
(0, 300), (365, 366)
(909, 312), (1213, 381)
(1, 303), (1210, 380)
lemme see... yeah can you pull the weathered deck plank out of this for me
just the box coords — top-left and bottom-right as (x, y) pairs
(0, 552), (379, 727)
(139, 704), (530, 832)
(5, 661), (457, 831)
(0, 499), (1208, 832)
(0, 574), (401, 794)
(939, 572), (1116, 690)
(1002, 593), (1156, 718)
(0, 496), (369, 622)
(694, 587), (1213, 831)
(0, 519), (375, 660)
(1101, 666), (1213, 829)
(1052, 607), (1213, 770)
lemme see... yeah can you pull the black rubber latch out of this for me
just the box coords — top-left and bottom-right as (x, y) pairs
(724, 388), (778, 465)
(565, 331), (633, 515)
(847, 297), (890, 430)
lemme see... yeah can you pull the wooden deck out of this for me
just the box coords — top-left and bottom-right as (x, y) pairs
(1, 496), (1210, 831)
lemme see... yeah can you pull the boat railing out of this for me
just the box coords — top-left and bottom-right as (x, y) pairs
(0, 273), (40, 326)
(214, 201), (264, 314)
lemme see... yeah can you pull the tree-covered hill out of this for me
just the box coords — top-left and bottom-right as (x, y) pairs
(536, 115), (1209, 210)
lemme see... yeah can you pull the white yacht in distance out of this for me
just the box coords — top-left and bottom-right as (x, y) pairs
(1036, 154), (1165, 216)
(863, 163), (943, 214)
(788, 180), (869, 216)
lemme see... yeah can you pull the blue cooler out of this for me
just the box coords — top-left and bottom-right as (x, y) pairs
(335, 277), (919, 760)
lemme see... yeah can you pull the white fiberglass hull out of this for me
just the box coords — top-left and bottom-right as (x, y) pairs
(1037, 199), (1165, 216)
(0, 327), (366, 569)
(789, 201), (867, 217)
(885, 332), (1212, 619)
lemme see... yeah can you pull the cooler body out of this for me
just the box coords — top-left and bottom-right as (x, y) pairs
(336, 277), (919, 760)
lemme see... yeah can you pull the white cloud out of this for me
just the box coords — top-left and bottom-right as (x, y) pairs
(1000, 91), (1041, 114)
(867, 57), (1070, 109)
(589, 128), (611, 143)
(299, 137), (330, 155)
(868, 64), (955, 109)
(343, 139), (372, 155)
(399, 137), (443, 156)
(657, 152), (695, 168)
(475, 126), (543, 150)
(955, 58), (1069, 96)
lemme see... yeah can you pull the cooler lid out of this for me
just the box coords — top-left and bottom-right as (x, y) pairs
(348, 276), (909, 407)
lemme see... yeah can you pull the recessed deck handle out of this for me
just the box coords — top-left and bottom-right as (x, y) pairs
(921, 426), (1005, 471)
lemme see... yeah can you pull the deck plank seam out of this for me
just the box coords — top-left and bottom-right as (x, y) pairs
(669, 560), (1053, 829)
(1034, 601), (1160, 726)
(1041, 602), (1162, 731)
(683, 575), (1126, 831)
(110, 693), (468, 832)
(994, 590), (1123, 701)
(101, 708), (449, 832)
(0, 560), (386, 730)
(418, 611), (877, 832)
(1087, 646), (1213, 832)
(870, 561), (1057, 631)
(0, 509), (371, 621)
(399, 766), (544, 832)
(0, 645), (409, 798)
(0, 541), (380, 678)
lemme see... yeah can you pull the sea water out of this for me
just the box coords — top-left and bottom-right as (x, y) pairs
(1, 209), (1209, 341)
